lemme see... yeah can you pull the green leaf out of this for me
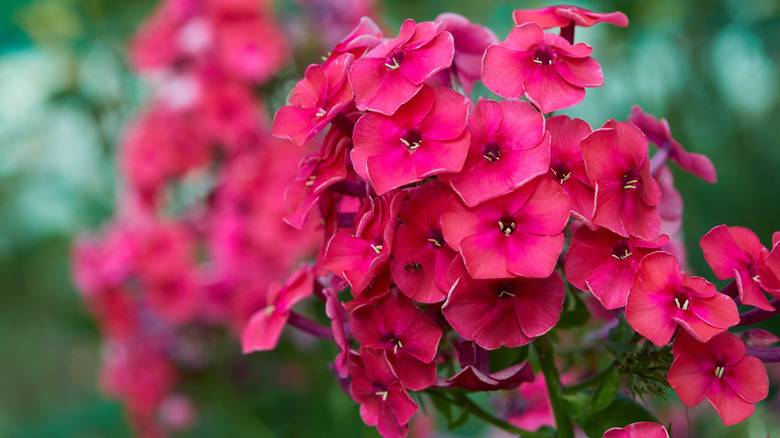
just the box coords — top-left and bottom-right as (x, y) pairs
(450, 409), (469, 429)
(572, 394), (659, 437)
(556, 308), (590, 328)
(589, 368), (621, 413)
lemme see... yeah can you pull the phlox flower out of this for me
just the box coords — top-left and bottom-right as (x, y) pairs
(441, 177), (570, 279)
(444, 362), (534, 392)
(390, 179), (457, 303)
(443, 98), (549, 207)
(350, 19), (454, 115)
(352, 85), (470, 195)
(629, 106), (716, 183)
(581, 120), (661, 240)
(273, 53), (355, 145)
(349, 349), (418, 438)
(602, 422), (669, 438)
(323, 191), (404, 294)
(701, 224), (777, 310)
(241, 264), (316, 352)
(564, 226), (668, 309)
(481, 22), (603, 113)
(432, 13), (498, 95)
(513, 6), (628, 29)
(351, 291), (443, 390)
(667, 330), (769, 426)
(625, 252), (739, 346)
(545, 115), (595, 224)
(442, 258), (565, 350)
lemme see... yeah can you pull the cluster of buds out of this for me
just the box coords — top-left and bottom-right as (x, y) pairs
(72, 0), (377, 436)
(244, 5), (780, 438)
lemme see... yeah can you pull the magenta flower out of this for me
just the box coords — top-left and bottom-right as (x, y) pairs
(325, 284), (350, 378)
(581, 120), (661, 240)
(443, 98), (549, 207)
(701, 224), (776, 310)
(352, 85), (471, 195)
(327, 16), (383, 62)
(625, 252), (739, 346)
(444, 362), (535, 391)
(545, 115), (595, 224)
(284, 127), (350, 229)
(513, 6), (628, 29)
(442, 258), (565, 349)
(273, 53), (355, 146)
(667, 330), (769, 426)
(348, 349), (418, 438)
(241, 264), (315, 353)
(323, 191), (404, 295)
(442, 177), (570, 279)
(629, 106), (716, 183)
(349, 19), (454, 115)
(481, 22), (603, 113)
(433, 13), (498, 94)
(602, 422), (669, 438)
(564, 226), (668, 309)
(351, 291), (443, 390)
(390, 179), (457, 303)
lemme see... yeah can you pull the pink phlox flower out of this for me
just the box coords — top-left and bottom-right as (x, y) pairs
(352, 85), (470, 195)
(667, 330), (769, 426)
(513, 6), (628, 29)
(284, 127), (350, 229)
(351, 290), (443, 390)
(390, 179), (457, 303)
(506, 373), (555, 431)
(348, 349), (418, 438)
(581, 120), (661, 240)
(443, 98), (549, 207)
(700, 224), (775, 310)
(343, 268), (391, 311)
(349, 19), (454, 115)
(323, 191), (405, 294)
(564, 226), (669, 310)
(740, 329), (780, 347)
(441, 177), (570, 279)
(241, 264), (316, 352)
(545, 115), (595, 225)
(602, 422), (669, 438)
(325, 16), (383, 64)
(442, 258), (565, 349)
(273, 53), (356, 145)
(481, 22), (603, 113)
(629, 106), (716, 183)
(432, 13), (498, 94)
(626, 251), (739, 346)
(444, 362), (535, 392)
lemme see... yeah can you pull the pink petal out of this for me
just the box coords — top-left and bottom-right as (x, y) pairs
(523, 66), (586, 113)
(585, 257), (635, 309)
(460, 231), (513, 278)
(553, 56), (603, 87)
(706, 378), (756, 426)
(626, 288), (677, 346)
(494, 100), (545, 150)
(400, 32), (454, 85)
(689, 292), (739, 329)
(592, 181), (628, 237)
(513, 273), (565, 337)
(666, 354), (713, 406)
(514, 177), (570, 235)
(700, 225), (753, 278)
(506, 231), (564, 279)
(504, 23), (544, 49)
(473, 299), (532, 349)
(725, 355), (769, 404)
(481, 45), (533, 99)
(417, 87), (469, 141)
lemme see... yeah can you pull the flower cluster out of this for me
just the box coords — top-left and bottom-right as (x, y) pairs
(246, 6), (780, 438)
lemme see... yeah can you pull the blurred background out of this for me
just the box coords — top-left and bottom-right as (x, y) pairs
(0, 0), (779, 437)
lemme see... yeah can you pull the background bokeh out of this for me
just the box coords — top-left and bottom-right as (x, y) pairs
(0, 0), (779, 437)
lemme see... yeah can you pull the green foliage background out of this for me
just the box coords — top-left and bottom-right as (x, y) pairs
(0, 0), (778, 437)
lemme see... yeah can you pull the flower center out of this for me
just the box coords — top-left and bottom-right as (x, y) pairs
(533, 45), (555, 65)
(496, 284), (516, 299)
(385, 51), (404, 70)
(498, 216), (516, 235)
(550, 162), (571, 184)
(427, 229), (444, 248)
(611, 241), (632, 260)
(400, 129), (422, 151)
(714, 361), (725, 379)
(482, 141), (501, 162)
(673, 293), (690, 311)
(622, 169), (640, 190)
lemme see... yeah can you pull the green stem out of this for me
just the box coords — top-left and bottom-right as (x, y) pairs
(562, 362), (618, 395)
(535, 336), (574, 438)
(427, 389), (552, 438)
